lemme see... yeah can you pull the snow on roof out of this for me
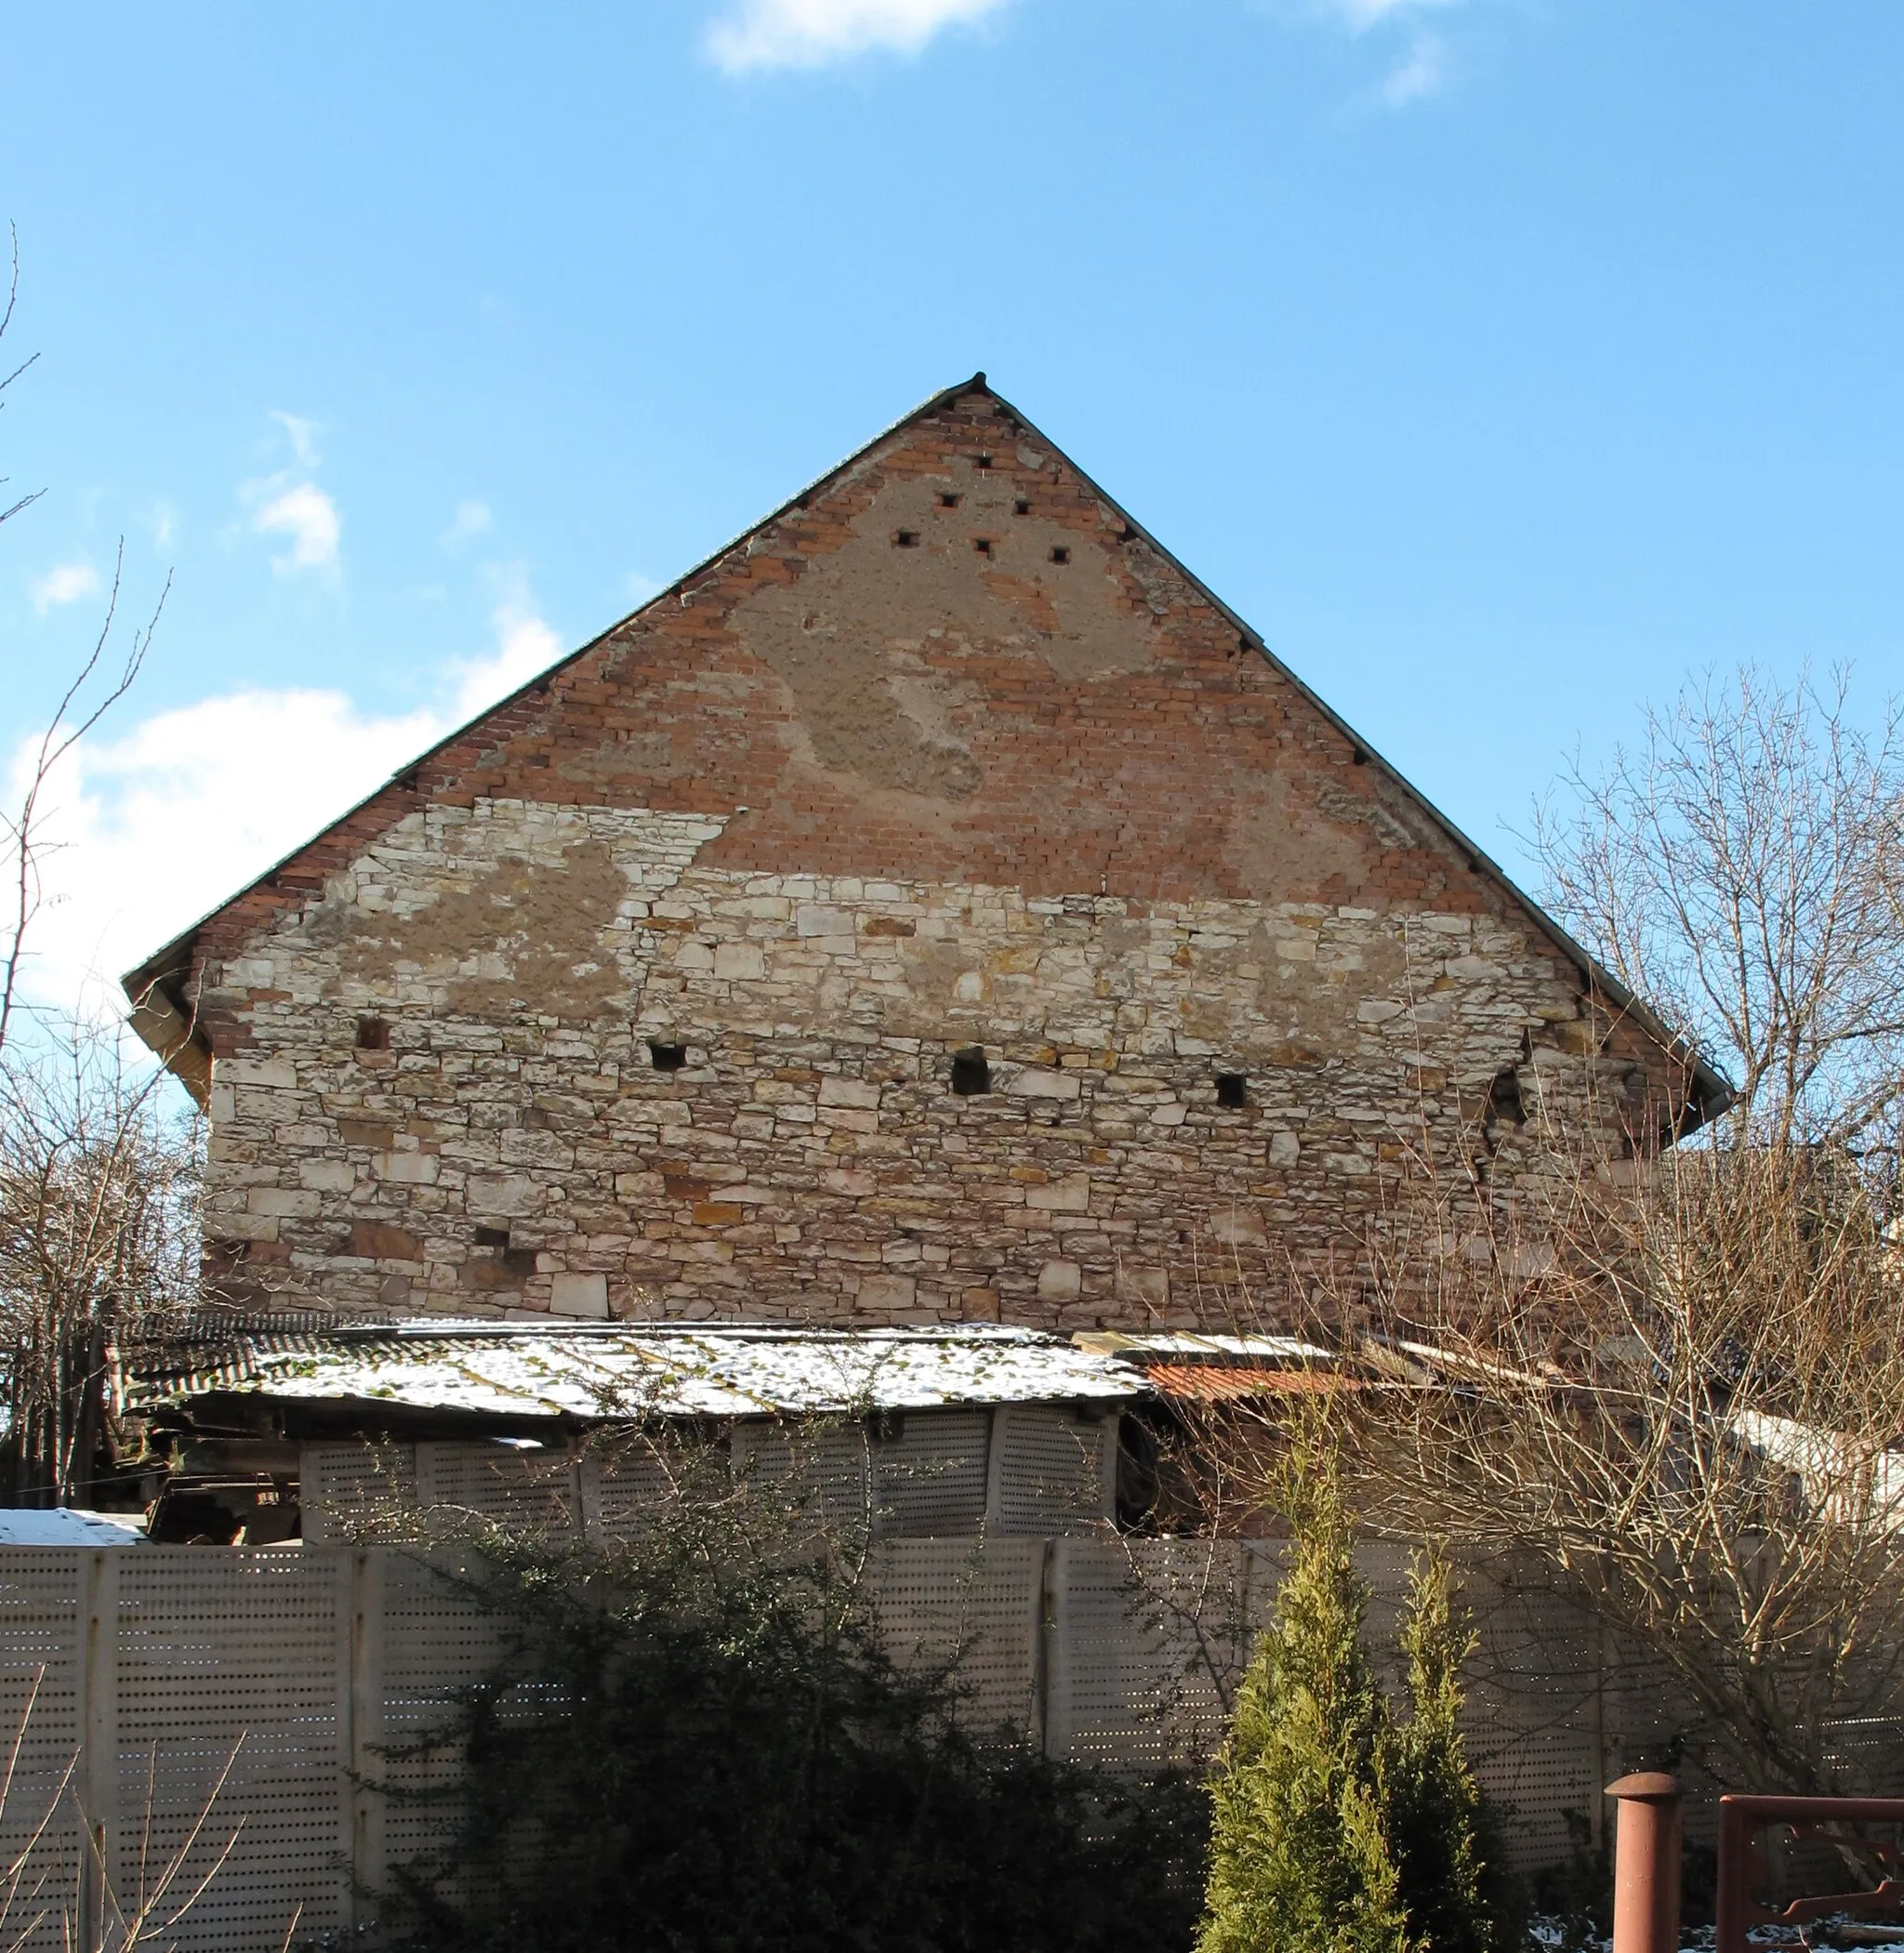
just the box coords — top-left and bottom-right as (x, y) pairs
(0, 1509), (147, 1546)
(135, 1320), (1146, 1424)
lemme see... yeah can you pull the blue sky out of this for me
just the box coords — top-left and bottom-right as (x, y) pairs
(2, 1), (1901, 1013)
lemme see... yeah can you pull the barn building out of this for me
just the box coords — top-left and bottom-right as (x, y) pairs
(123, 376), (1725, 1332)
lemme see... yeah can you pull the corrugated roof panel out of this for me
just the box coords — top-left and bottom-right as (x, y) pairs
(134, 1322), (1146, 1422)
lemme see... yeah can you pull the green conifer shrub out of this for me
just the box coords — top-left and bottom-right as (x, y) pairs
(1379, 1546), (1523, 1953)
(1198, 1442), (1521, 1953)
(1197, 1446), (1410, 1953)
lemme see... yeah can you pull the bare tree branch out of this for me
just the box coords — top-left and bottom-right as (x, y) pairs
(1528, 665), (1904, 1156)
(0, 229), (168, 1055)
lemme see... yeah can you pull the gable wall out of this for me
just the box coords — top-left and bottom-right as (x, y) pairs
(182, 388), (1679, 1328)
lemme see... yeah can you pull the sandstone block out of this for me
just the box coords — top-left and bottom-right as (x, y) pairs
(374, 1151), (441, 1186)
(219, 1057), (298, 1089)
(857, 1273), (917, 1312)
(817, 1075), (881, 1110)
(299, 1159), (357, 1194)
(467, 1172), (542, 1217)
(247, 1187), (321, 1219)
(550, 1272), (610, 1318)
(1037, 1259), (1082, 1302)
(1008, 1067), (1081, 1101)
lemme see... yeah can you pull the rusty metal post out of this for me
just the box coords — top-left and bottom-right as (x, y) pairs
(1607, 1773), (1684, 1953)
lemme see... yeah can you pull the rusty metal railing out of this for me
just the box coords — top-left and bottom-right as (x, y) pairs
(1713, 1796), (1904, 1953)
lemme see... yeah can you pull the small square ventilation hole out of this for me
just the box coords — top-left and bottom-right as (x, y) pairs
(649, 1041), (690, 1072)
(1215, 1073), (1249, 1108)
(472, 1225), (509, 1248)
(973, 453), (993, 471)
(1014, 498), (1031, 515)
(973, 537), (993, 556)
(355, 1015), (390, 1052)
(1488, 1068), (1527, 1127)
(950, 1049), (991, 1096)
(894, 530), (919, 548)
(1050, 546), (1070, 564)
(940, 492), (960, 508)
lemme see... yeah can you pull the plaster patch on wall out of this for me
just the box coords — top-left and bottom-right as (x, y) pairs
(730, 456), (1165, 799)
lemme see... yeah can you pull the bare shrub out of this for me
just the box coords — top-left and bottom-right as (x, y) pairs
(0, 1022), (199, 1503)
(1222, 1136), (1904, 1800)
(1531, 664), (1904, 1155)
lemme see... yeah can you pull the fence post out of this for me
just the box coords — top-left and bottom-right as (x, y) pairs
(1607, 1773), (1683, 1953)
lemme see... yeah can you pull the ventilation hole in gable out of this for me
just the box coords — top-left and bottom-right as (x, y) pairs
(950, 1049), (991, 1095)
(1050, 546), (1070, 564)
(940, 492), (960, 508)
(893, 530), (920, 548)
(1118, 522), (1137, 542)
(472, 1225), (509, 1248)
(649, 1041), (690, 1072)
(1353, 747), (1369, 765)
(1215, 1073), (1250, 1109)
(1014, 498), (1031, 515)
(974, 453), (993, 471)
(973, 537), (993, 556)
(354, 1016), (390, 1052)
(1488, 1069), (1527, 1127)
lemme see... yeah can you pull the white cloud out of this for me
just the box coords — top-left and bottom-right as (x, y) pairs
(452, 601), (562, 719)
(1378, 29), (1447, 103)
(254, 483), (341, 575)
(9, 689), (438, 1023)
(271, 411), (323, 468)
(1318, 0), (1463, 27)
(7, 598), (565, 1022)
(707, 0), (1007, 72)
(443, 499), (493, 547)
(30, 561), (101, 614)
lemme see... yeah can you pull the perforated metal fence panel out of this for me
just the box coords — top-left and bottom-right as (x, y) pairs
(0, 1532), (1788, 1936)
(872, 1413), (990, 1537)
(1047, 1538), (1251, 1776)
(365, 1549), (509, 1920)
(0, 1551), (86, 1952)
(300, 1443), (417, 1543)
(868, 1537), (1043, 1738)
(417, 1443), (578, 1532)
(109, 1550), (351, 1952)
(732, 1420), (875, 1534)
(988, 1407), (1112, 1533)
(580, 1444), (680, 1541)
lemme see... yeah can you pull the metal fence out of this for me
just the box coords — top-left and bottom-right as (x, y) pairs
(0, 1540), (1710, 1950)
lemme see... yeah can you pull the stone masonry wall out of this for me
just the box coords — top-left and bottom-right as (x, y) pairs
(199, 795), (1659, 1328)
(159, 380), (1696, 1329)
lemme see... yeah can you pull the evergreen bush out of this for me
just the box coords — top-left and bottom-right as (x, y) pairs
(1198, 1442), (1519, 1953)
(1380, 1545), (1523, 1953)
(373, 1435), (1205, 1953)
(1197, 1447), (1408, 1953)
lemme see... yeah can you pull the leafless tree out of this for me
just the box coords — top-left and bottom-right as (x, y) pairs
(1192, 1132), (1904, 1799)
(1530, 665), (1904, 1156)
(0, 224), (166, 1057)
(0, 1022), (199, 1504)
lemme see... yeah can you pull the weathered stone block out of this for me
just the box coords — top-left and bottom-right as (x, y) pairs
(1037, 1259), (1082, 1302)
(550, 1272), (610, 1318)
